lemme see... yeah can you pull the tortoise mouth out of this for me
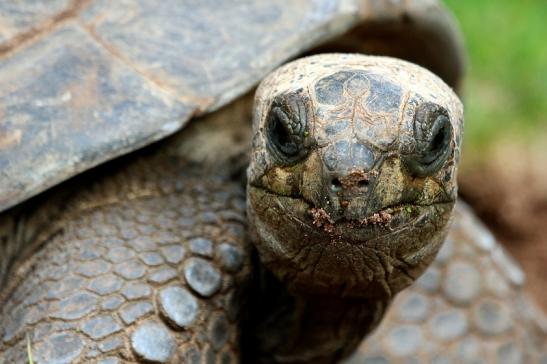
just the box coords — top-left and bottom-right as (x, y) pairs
(248, 185), (454, 297)
(248, 185), (454, 244)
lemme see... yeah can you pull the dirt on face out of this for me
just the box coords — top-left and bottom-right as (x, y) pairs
(360, 211), (392, 226)
(309, 207), (335, 233)
(459, 137), (547, 310)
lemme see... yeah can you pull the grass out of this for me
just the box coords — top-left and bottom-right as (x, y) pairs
(443, 0), (547, 156)
(26, 334), (34, 364)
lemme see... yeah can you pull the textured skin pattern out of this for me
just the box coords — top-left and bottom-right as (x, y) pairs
(345, 202), (547, 363)
(0, 150), (250, 363)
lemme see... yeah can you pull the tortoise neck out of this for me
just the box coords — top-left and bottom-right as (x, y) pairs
(244, 261), (388, 364)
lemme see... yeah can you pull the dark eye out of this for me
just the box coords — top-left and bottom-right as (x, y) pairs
(269, 107), (299, 157)
(266, 94), (309, 163)
(403, 102), (452, 177)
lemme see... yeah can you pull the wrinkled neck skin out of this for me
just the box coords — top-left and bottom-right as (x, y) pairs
(244, 249), (388, 364)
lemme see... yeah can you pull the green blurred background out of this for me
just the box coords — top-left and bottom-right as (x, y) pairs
(444, 0), (546, 159)
(443, 0), (547, 309)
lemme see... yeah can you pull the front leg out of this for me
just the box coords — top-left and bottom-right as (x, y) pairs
(0, 165), (250, 363)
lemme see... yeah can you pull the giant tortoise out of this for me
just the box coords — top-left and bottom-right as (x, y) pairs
(0, 1), (545, 363)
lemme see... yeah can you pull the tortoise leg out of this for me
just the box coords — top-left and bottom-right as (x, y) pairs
(0, 168), (250, 363)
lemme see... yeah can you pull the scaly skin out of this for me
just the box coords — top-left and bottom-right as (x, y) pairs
(0, 162), (251, 363)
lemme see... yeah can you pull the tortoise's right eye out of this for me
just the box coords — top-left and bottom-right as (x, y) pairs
(266, 95), (309, 164)
(402, 102), (453, 177)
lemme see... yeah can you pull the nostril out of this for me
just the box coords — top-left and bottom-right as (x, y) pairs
(331, 178), (342, 192)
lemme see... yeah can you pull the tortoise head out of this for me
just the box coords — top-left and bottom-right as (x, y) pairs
(247, 54), (463, 299)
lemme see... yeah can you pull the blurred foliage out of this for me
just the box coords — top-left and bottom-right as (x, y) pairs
(443, 0), (546, 154)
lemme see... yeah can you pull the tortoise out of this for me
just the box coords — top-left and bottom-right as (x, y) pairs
(0, 0), (545, 363)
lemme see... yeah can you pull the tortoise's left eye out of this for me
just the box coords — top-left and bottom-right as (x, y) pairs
(266, 94), (310, 164)
(403, 102), (453, 177)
